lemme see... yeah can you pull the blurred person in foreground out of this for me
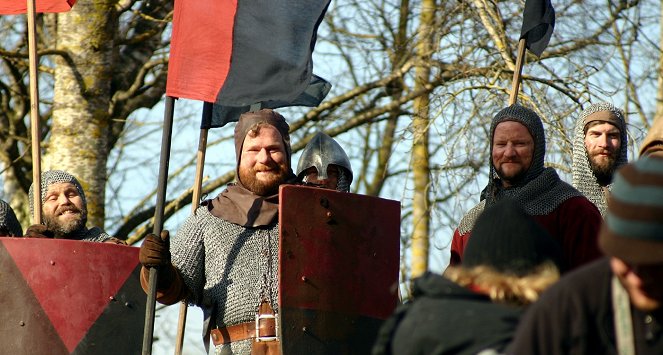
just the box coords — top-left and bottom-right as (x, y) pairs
(373, 199), (563, 355)
(508, 156), (663, 354)
(640, 115), (663, 158)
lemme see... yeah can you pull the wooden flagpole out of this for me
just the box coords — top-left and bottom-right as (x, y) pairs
(173, 102), (212, 355)
(509, 38), (527, 106)
(27, 0), (42, 224)
(143, 96), (176, 355)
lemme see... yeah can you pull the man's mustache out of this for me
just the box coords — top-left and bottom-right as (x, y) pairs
(253, 164), (278, 172)
(55, 205), (81, 216)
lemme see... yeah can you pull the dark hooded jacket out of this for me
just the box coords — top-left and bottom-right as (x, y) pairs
(375, 200), (563, 355)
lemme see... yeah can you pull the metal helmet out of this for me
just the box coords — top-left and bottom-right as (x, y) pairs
(296, 132), (353, 190)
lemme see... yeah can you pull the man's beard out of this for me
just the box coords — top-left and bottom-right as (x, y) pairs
(239, 162), (289, 196)
(588, 150), (619, 185)
(495, 165), (529, 187)
(43, 205), (87, 239)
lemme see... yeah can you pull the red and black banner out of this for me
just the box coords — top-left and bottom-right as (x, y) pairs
(0, 0), (76, 14)
(0, 238), (145, 355)
(166, 0), (331, 128)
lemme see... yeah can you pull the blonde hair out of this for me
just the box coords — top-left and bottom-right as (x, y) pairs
(443, 262), (560, 306)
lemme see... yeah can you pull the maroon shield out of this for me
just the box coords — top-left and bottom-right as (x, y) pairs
(279, 185), (400, 354)
(0, 238), (145, 354)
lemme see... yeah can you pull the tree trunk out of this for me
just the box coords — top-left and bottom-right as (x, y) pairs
(410, 0), (435, 278)
(44, 1), (116, 229)
(656, 0), (663, 123)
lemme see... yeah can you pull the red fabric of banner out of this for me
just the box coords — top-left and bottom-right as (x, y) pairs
(0, 0), (76, 14)
(166, 0), (236, 102)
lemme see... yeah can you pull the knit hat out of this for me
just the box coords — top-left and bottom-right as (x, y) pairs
(599, 156), (663, 264)
(463, 199), (564, 275)
(28, 170), (86, 216)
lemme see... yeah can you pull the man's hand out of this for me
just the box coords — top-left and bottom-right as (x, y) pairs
(138, 230), (188, 303)
(105, 237), (127, 245)
(139, 230), (171, 268)
(25, 224), (55, 239)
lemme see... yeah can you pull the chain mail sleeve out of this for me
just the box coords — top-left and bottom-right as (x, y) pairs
(170, 207), (207, 305)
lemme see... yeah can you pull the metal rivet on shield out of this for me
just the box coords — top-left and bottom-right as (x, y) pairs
(125, 302), (131, 308)
(302, 326), (308, 333)
(50, 260), (55, 265)
(19, 321), (25, 326)
(109, 296), (116, 301)
(301, 276), (308, 282)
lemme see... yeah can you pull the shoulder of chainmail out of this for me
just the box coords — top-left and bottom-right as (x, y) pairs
(516, 168), (583, 215)
(457, 200), (486, 234)
(78, 226), (113, 242)
(170, 205), (226, 305)
(487, 168), (582, 216)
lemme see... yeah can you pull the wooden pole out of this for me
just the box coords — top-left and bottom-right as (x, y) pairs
(27, 0), (42, 224)
(173, 102), (211, 355)
(509, 38), (527, 106)
(143, 96), (176, 355)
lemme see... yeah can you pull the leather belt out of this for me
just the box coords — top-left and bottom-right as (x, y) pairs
(210, 317), (276, 346)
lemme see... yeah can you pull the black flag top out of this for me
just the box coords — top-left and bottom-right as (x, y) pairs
(519, 0), (555, 57)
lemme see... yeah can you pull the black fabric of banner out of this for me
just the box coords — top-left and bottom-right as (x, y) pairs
(519, 0), (555, 57)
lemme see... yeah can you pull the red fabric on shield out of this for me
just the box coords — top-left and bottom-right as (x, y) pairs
(165, 0), (236, 102)
(0, 0), (76, 14)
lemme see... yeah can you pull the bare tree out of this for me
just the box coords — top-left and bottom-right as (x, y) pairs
(0, 0), (655, 281)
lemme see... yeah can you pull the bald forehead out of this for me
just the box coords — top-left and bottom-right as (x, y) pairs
(45, 182), (80, 197)
(493, 120), (533, 139)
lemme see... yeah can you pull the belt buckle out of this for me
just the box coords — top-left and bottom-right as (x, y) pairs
(255, 313), (279, 342)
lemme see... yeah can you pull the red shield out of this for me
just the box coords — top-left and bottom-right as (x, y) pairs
(0, 238), (145, 354)
(279, 185), (400, 354)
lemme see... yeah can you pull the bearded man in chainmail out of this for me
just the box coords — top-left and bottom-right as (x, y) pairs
(572, 102), (628, 216)
(0, 199), (22, 237)
(24, 170), (121, 243)
(296, 131), (353, 192)
(139, 109), (296, 354)
(450, 104), (603, 272)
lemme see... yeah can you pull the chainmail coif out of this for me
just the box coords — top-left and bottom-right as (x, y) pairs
(459, 105), (582, 234)
(0, 199), (22, 236)
(27, 170), (111, 242)
(171, 205), (280, 354)
(572, 102), (628, 216)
